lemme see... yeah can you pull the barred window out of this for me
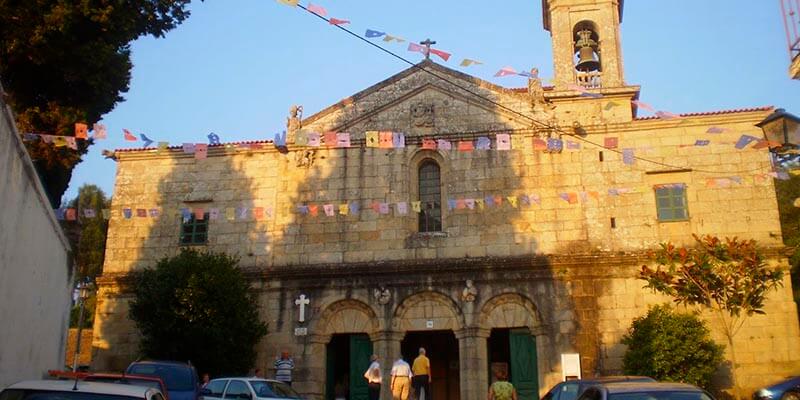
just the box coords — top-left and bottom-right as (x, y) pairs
(418, 160), (442, 232)
(181, 212), (209, 244)
(655, 184), (688, 221)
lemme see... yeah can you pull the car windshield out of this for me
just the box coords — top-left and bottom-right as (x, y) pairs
(609, 391), (713, 400)
(128, 365), (194, 391)
(0, 389), (140, 400)
(248, 382), (277, 398)
(560, 383), (580, 400)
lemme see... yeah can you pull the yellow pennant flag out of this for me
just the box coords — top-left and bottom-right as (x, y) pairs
(475, 198), (485, 210)
(225, 208), (235, 221)
(383, 35), (405, 43)
(789, 169), (800, 176)
(459, 59), (483, 67)
(53, 136), (67, 147)
(365, 131), (379, 148)
(276, 0), (298, 6)
(339, 204), (349, 215)
(507, 196), (518, 208)
(511, 135), (527, 150)
(411, 201), (421, 213)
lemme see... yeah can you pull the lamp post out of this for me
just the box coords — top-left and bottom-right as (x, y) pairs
(72, 281), (94, 372)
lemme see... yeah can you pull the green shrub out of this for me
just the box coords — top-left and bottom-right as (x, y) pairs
(129, 249), (267, 377)
(622, 304), (724, 388)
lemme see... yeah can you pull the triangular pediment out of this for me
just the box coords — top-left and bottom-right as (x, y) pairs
(301, 61), (539, 136)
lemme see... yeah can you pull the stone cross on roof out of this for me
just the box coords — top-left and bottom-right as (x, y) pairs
(420, 38), (436, 60)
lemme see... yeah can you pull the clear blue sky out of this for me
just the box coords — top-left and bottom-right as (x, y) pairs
(64, 0), (800, 201)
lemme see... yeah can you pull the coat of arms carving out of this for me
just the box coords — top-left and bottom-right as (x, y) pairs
(410, 102), (435, 127)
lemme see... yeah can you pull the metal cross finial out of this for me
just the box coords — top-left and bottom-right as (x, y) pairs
(420, 38), (436, 60)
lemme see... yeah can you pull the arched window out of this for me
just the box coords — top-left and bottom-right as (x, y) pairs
(418, 160), (442, 232)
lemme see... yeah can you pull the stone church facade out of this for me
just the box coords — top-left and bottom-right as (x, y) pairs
(92, 1), (800, 399)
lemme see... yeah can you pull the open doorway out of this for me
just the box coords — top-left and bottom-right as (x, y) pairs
(326, 334), (373, 400)
(487, 328), (539, 400)
(401, 330), (459, 400)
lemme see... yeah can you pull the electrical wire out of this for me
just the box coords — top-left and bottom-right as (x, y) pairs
(296, 4), (773, 176)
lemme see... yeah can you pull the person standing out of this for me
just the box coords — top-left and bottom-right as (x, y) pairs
(201, 373), (211, 389)
(363, 355), (382, 400)
(487, 369), (517, 400)
(411, 348), (431, 400)
(390, 357), (412, 400)
(274, 351), (295, 386)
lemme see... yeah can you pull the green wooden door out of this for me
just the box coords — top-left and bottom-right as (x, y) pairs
(349, 335), (373, 400)
(510, 329), (539, 400)
(327, 342), (336, 400)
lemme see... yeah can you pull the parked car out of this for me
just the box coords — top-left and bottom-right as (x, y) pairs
(84, 373), (170, 400)
(575, 382), (714, 400)
(0, 380), (165, 400)
(542, 376), (656, 400)
(201, 378), (302, 400)
(754, 377), (800, 400)
(126, 361), (200, 400)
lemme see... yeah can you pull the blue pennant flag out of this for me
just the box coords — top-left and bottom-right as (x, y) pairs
(140, 134), (154, 147)
(208, 132), (221, 145)
(365, 29), (386, 38)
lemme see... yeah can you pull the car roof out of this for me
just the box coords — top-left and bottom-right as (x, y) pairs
(5, 380), (159, 397)
(210, 378), (287, 384)
(129, 361), (193, 367)
(600, 382), (705, 394)
(88, 373), (165, 381)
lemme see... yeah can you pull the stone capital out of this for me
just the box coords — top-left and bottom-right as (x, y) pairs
(454, 327), (490, 339)
(369, 330), (404, 343)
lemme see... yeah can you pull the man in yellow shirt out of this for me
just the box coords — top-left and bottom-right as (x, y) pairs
(411, 348), (431, 400)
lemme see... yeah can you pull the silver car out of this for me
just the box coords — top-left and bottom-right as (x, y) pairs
(202, 378), (301, 400)
(575, 382), (715, 400)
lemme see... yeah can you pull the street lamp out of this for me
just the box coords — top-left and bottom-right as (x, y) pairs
(756, 108), (800, 152)
(72, 281), (94, 372)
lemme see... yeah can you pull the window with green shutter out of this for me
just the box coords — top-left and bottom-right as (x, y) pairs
(654, 184), (688, 221)
(180, 213), (209, 244)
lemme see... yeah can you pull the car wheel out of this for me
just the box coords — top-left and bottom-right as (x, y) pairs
(781, 391), (800, 400)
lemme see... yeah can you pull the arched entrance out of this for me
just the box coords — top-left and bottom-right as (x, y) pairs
(480, 294), (545, 400)
(316, 300), (381, 400)
(394, 292), (464, 400)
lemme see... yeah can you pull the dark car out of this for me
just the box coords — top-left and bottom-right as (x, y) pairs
(542, 376), (656, 400)
(754, 377), (800, 400)
(576, 382), (714, 400)
(126, 361), (200, 400)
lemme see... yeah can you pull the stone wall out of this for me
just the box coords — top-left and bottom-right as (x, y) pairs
(0, 86), (73, 387)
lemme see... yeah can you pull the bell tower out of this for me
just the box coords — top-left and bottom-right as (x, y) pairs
(542, 0), (626, 89)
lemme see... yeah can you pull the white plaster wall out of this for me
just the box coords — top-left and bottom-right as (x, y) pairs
(0, 94), (72, 388)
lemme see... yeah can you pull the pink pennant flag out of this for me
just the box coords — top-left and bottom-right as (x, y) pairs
(65, 136), (78, 150)
(123, 129), (137, 141)
(421, 138), (437, 150)
(307, 132), (321, 147)
(307, 2), (327, 16)
(396, 202), (408, 215)
(195, 143), (208, 159)
(494, 66), (518, 77)
(324, 131), (338, 147)
(533, 138), (547, 150)
(323, 204), (335, 216)
(408, 42), (425, 54)
(379, 131), (394, 148)
(336, 132), (351, 148)
(655, 111), (681, 120)
(496, 134), (511, 150)
(437, 139), (452, 150)
(429, 48), (451, 62)
(92, 123), (107, 139)
(632, 100), (655, 112)
(329, 18), (349, 25)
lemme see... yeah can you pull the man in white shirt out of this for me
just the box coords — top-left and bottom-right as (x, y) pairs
(390, 357), (413, 400)
(364, 354), (382, 400)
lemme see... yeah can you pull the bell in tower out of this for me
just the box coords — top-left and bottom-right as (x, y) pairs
(574, 29), (600, 72)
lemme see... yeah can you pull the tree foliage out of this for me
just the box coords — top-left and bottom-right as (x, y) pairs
(63, 184), (111, 327)
(623, 305), (724, 389)
(129, 249), (267, 377)
(640, 235), (784, 397)
(0, 1), (197, 207)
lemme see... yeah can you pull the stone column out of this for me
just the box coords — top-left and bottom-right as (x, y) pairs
(302, 334), (330, 400)
(371, 331), (404, 400)
(455, 327), (490, 400)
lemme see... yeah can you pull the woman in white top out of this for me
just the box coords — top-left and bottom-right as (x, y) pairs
(364, 354), (382, 400)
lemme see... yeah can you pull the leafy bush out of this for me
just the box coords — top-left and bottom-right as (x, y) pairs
(622, 305), (724, 389)
(129, 249), (267, 377)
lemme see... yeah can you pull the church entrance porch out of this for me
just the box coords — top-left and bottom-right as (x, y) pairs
(487, 328), (539, 400)
(401, 330), (460, 400)
(326, 333), (373, 400)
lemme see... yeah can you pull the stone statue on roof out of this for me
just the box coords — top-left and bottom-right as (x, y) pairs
(286, 105), (303, 144)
